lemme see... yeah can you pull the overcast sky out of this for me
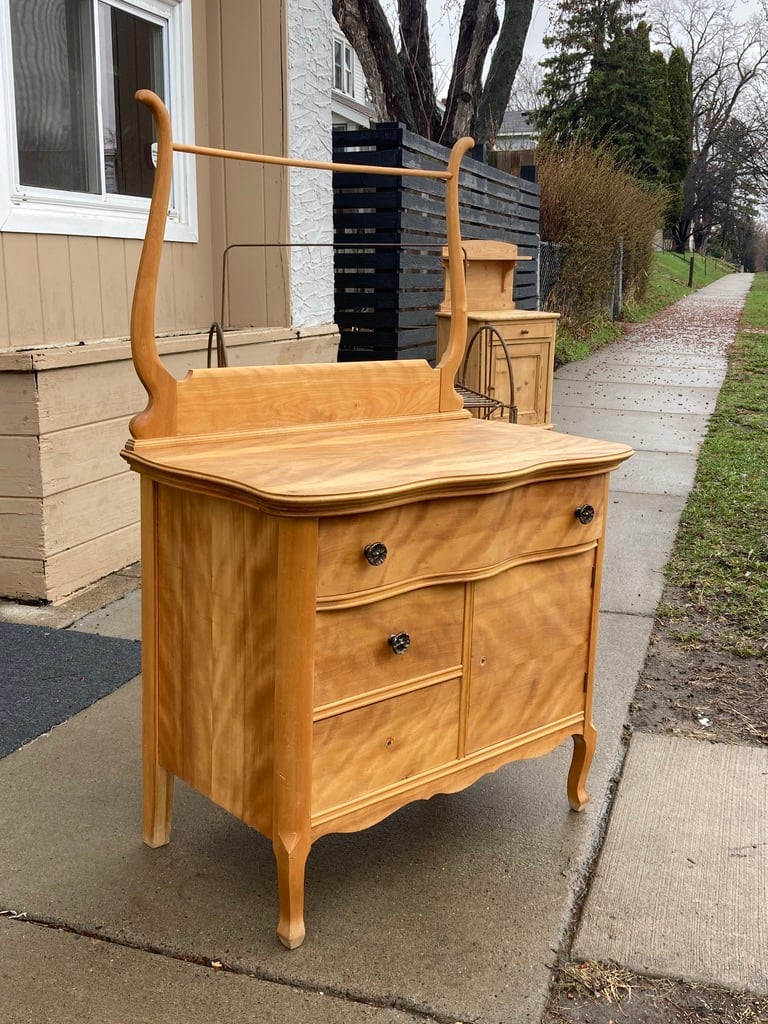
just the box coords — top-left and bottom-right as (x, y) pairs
(426, 0), (551, 94)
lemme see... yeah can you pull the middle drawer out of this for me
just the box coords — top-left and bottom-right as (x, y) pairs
(314, 583), (465, 709)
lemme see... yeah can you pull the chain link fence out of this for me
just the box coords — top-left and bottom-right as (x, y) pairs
(538, 239), (624, 320)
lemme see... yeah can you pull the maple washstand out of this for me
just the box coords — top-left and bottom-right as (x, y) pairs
(121, 91), (633, 948)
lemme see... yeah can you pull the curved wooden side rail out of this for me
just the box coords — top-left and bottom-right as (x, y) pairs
(128, 90), (476, 440)
(129, 91), (178, 439)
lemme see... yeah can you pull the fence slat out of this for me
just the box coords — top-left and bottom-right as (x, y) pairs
(333, 123), (541, 361)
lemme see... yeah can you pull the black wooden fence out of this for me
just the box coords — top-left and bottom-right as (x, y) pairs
(332, 124), (540, 362)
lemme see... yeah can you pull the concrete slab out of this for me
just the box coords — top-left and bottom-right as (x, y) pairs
(554, 363), (727, 388)
(0, 564), (141, 630)
(558, 350), (728, 372)
(0, 608), (650, 1024)
(0, 918), (424, 1024)
(554, 408), (710, 455)
(71, 589), (142, 641)
(600, 492), (686, 616)
(608, 450), (699, 497)
(574, 733), (768, 995)
(553, 379), (720, 416)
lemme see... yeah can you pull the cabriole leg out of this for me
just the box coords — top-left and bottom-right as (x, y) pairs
(274, 831), (310, 949)
(567, 724), (597, 812)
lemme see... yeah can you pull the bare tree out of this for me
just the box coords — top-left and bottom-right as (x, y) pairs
(648, 0), (768, 251)
(506, 55), (545, 112)
(332, 0), (536, 146)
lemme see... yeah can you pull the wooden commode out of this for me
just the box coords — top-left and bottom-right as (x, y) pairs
(122, 92), (632, 949)
(437, 240), (558, 426)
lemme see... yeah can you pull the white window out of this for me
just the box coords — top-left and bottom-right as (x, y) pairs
(334, 38), (354, 97)
(0, 0), (196, 240)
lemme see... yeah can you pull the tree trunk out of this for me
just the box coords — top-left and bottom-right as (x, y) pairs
(440, 0), (500, 146)
(475, 0), (536, 146)
(332, 0), (415, 127)
(397, 0), (441, 138)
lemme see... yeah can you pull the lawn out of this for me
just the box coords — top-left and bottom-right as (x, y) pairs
(666, 271), (768, 655)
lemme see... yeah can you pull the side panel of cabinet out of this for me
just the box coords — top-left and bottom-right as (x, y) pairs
(466, 548), (596, 753)
(154, 485), (278, 834)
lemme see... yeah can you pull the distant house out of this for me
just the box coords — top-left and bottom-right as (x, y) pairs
(331, 21), (374, 131)
(493, 110), (538, 178)
(0, 0), (338, 603)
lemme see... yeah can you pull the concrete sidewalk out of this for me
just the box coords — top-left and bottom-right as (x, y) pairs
(1, 273), (764, 1022)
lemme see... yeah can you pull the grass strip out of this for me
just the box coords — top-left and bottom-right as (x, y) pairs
(666, 272), (768, 656)
(624, 251), (732, 322)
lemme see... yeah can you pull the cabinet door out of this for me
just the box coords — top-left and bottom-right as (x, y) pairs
(495, 342), (548, 425)
(466, 549), (595, 753)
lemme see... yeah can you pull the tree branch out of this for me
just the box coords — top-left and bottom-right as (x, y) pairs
(333, 0), (416, 127)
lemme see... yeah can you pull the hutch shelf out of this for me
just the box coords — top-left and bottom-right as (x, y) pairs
(122, 91), (632, 948)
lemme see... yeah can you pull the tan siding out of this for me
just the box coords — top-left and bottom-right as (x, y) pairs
(68, 236), (105, 340)
(45, 522), (141, 603)
(0, 238), (10, 348)
(0, 497), (44, 559)
(3, 234), (44, 345)
(0, 557), (46, 601)
(172, 235), (213, 330)
(35, 361), (145, 432)
(39, 419), (128, 495)
(43, 472), (139, 554)
(0, 372), (39, 434)
(0, 435), (43, 497)
(38, 235), (76, 344)
(98, 238), (131, 339)
(217, 0), (289, 330)
(200, 1), (225, 329)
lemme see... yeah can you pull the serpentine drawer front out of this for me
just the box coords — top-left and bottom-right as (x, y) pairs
(316, 475), (605, 598)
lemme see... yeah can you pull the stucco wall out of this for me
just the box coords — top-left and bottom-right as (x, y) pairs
(287, 0), (334, 328)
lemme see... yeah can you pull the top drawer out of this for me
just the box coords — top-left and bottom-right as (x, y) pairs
(317, 474), (607, 598)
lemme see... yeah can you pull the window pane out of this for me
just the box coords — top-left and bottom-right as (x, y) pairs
(99, 3), (164, 197)
(345, 47), (353, 95)
(334, 40), (342, 91)
(10, 0), (100, 193)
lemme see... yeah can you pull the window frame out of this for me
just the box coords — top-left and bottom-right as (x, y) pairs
(0, 0), (196, 242)
(334, 37), (354, 98)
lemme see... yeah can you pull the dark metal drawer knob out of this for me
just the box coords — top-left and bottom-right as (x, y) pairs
(388, 632), (411, 655)
(364, 542), (388, 566)
(574, 504), (595, 525)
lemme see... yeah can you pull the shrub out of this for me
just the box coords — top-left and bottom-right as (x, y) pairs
(537, 140), (668, 331)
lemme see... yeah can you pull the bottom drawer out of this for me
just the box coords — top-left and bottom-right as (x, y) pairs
(312, 679), (461, 814)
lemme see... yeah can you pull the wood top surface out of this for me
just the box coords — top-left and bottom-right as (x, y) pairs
(123, 414), (633, 515)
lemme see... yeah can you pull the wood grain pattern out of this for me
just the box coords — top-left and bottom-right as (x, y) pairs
(127, 92), (472, 440)
(141, 478), (173, 848)
(440, 240), (531, 312)
(317, 474), (607, 599)
(154, 485), (278, 834)
(175, 360), (443, 434)
(124, 418), (632, 516)
(314, 584), (464, 706)
(312, 679), (461, 813)
(467, 549), (596, 753)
